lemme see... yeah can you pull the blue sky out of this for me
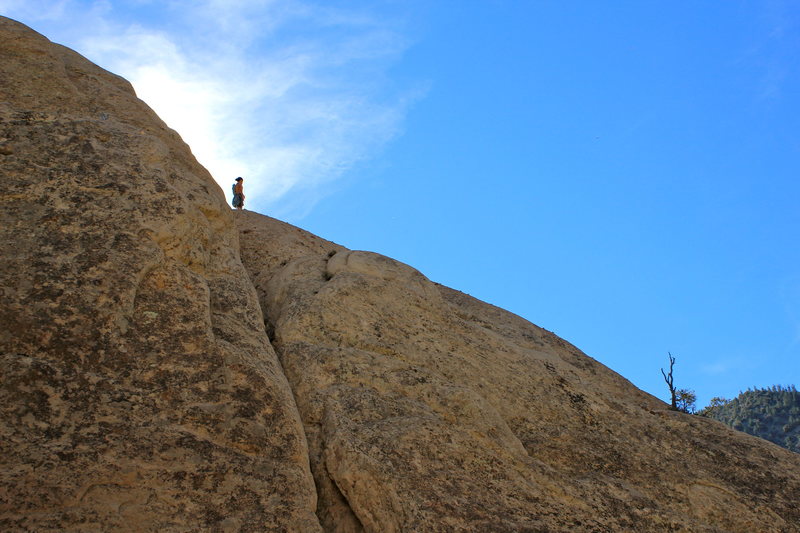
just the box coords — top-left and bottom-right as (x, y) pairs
(3, 0), (798, 408)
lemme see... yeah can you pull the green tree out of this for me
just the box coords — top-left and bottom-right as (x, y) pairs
(676, 388), (697, 414)
(699, 396), (730, 417)
(699, 386), (799, 454)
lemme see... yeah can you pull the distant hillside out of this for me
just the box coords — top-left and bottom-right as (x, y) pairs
(699, 386), (800, 453)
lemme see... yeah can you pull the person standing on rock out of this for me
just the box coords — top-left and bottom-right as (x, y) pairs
(232, 177), (245, 210)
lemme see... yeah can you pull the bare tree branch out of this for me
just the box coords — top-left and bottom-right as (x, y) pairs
(661, 352), (677, 410)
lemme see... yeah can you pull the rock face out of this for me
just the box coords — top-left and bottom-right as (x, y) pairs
(237, 213), (800, 532)
(2, 16), (800, 533)
(0, 18), (319, 532)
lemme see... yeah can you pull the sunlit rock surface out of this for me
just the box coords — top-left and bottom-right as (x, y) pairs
(2, 16), (800, 533)
(0, 17), (320, 532)
(238, 212), (800, 532)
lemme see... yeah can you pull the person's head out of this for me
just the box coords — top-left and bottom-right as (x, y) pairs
(236, 177), (243, 182)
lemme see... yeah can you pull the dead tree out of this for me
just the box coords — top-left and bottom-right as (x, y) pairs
(661, 352), (678, 410)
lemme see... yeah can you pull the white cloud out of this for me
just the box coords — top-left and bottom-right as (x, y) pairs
(0, 0), (69, 20)
(2, 0), (422, 216)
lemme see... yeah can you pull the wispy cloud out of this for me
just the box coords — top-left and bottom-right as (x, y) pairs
(0, 0), (70, 21)
(2, 0), (423, 216)
(699, 355), (755, 377)
(700, 361), (736, 376)
(740, 0), (799, 105)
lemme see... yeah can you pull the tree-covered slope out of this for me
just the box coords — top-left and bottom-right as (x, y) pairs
(700, 386), (800, 453)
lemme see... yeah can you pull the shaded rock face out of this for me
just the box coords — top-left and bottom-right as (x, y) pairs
(2, 17), (800, 533)
(0, 18), (319, 532)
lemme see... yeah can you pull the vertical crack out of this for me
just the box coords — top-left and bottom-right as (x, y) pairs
(260, 309), (365, 533)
